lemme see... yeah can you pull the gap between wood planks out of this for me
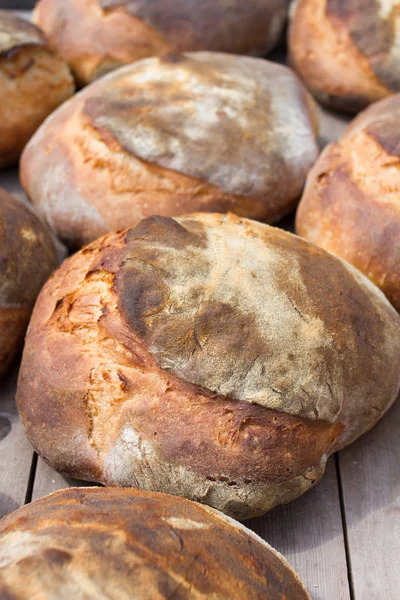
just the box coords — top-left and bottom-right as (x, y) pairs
(335, 453), (356, 600)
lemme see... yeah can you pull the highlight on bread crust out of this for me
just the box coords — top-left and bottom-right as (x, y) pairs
(289, 0), (400, 113)
(16, 213), (400, 519)
(33, 0), (288, 86)
(296, 94), (400, 312)
(0, 487), (310, 599)
(0, 189), (58, 378)
(0, 11), (74, 168)
(20, 52), (319, 250)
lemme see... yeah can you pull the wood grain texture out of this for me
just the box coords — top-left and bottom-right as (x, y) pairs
(338, 399), (400, 600)
(0, 365), (34, 519)
(248, 458), (351, 600)
(32, 457), (94, 501)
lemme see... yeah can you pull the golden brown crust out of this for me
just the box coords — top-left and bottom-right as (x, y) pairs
(0, 487), (310, 600)
(0, 12), (75, 168)
(16, 213), (400, 518)
(296, 94), (400, 312)
(20, 53), (319, 250)
(0, 189), (58, 378)
(34, 0), (287, 86)
(289, 0), (398, 113)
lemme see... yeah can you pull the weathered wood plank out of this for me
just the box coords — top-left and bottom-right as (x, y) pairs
(338, 398), (400, 600)
(0, 365), (34, 518)
(32, 458), (93, 502)
(248, 458), (351, 600)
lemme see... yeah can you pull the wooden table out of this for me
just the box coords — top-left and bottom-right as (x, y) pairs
(1, 11), (399, 600)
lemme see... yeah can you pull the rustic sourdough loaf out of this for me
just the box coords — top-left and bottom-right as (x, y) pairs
(0, 11), (74, 168)
(289, 0), (400, 113)
(296, 94), (400, 312)
(0, 189), (58, 378)
(0, 487), (310, 599)
(33, 0), (288, 86)
(20, 52), (319, 250)
(16, 213), (400, 519)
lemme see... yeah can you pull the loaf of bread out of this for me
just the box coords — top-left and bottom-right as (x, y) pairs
(296, 94), (400, 312)
(16, 213), (400, 519)
(20, 52), (319, 250)
(0, 189), (58, 378)
(0, 487), (310, 599)
(289, 0), (400, 113)
(0, 11), (74, 168)
(33, 0), (288, 86)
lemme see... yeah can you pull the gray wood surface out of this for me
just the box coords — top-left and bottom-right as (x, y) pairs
(32, 458), (94, 502)
(0, 365), (34, 519)
(339, 399), (400, 600)
(249, 458), (351, 600)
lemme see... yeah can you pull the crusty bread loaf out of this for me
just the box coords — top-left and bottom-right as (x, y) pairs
(289, 0), (400, 113)
(33, 0), (288, 86)
(16, 213), (400, 519)
(0, 189), (58, 378)
(296, 94), (400, 312)
(0, 11), (74, 168)
(20, 52), (319, 250)
(0, 487), (310, 600)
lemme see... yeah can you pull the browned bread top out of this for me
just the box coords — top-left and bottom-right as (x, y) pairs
(34, 0), (288, 85)
(16, 213), (400, 518)
(20, 53), (319, 249)
(0, 487), (310, 599)
(296, 93), (400, 311)
(0, 12), (75, 169)
(0, 189), (58, 377)
(289, 0), (400, 112)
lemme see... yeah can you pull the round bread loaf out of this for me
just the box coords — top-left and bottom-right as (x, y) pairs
(20, 52), (319, 250)
(0, 11), (74, 168)
(0, 189), (58, 378)
(296, 94), (400, 312)
(16, 213), (400, 519)
(289, 0), (400, 113)
(0, 488), (310, 600)
(33, 0), (288, 87)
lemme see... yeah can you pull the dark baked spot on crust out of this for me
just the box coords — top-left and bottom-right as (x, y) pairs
(366, 118), (400, 156)
(126, 215), (207, 249)
(327, 0), (400, 91)
(120, 217), (207, 338)
(43, 548), (72, 566)
(118, 268), (170, 337)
